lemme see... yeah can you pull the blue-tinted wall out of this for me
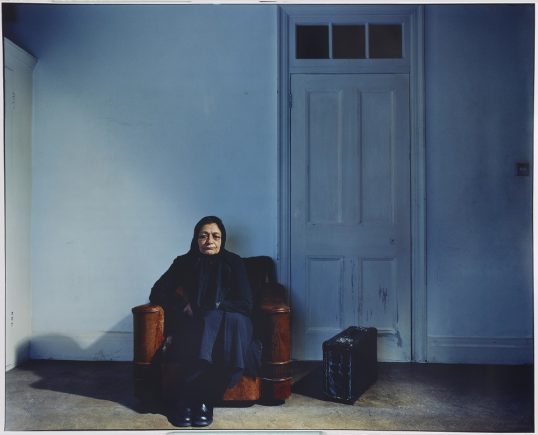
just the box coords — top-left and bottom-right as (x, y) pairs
(425, 5), (533, 362)
(4, 3), (533, 362)
(6, 4), (278, 360)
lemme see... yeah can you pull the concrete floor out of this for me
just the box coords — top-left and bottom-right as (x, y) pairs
(4, 360), (534, 432)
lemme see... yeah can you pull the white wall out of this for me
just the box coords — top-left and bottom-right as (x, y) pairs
(5, 39), (36, 369)
(425, 5), (534, 363)
(8, 4), (278, 361)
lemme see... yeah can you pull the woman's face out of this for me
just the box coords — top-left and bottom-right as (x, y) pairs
(197, 223), (222, 255)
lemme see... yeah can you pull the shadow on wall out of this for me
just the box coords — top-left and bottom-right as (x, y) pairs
(30, 316), (134, 361)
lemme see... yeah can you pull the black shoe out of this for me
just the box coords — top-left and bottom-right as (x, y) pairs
(192, 402), (213, 427)
(167, 404), (191, 427)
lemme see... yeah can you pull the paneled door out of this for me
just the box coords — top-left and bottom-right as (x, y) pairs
(290, 74), (411, 361)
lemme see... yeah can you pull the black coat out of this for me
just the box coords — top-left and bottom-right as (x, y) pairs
(149, 249), (260, 385)
(150, 249), (253, 318)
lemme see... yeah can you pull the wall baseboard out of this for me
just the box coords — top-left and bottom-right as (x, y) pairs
(24, 332), (536, 364)
(30, 332), (133, 362)
(427, 335), (533, 364)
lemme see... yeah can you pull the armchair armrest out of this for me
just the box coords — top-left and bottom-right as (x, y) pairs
(255, 283), (292, 401)
(131, 303), (165, 402)
(132, 303), (165, 364)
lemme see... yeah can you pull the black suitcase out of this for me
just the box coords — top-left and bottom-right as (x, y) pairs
(322, 326), (378, 403)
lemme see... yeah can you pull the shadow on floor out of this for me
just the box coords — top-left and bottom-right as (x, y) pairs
(21, 358), (297, 414)
(7, 359), (534, 432)
(291, 360), (536, 412)
(23, 359), (149, 412)
(291, 363), (331, 402)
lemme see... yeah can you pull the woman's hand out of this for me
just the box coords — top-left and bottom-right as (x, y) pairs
(183, 303), (193, 317)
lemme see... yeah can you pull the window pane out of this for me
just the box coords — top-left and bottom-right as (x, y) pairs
(333, 25), (365, 59)
(369, 24), (402, 58)
(296, 25), (329, 59)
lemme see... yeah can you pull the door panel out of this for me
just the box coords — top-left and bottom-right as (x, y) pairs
(291, 74), (411, 361)
(361, 90), (395, 223)
(307, 90), (343, 224)
(307, 256), (344, 329)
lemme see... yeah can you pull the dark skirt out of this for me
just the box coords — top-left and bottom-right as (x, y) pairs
(165, 309), (261, 392)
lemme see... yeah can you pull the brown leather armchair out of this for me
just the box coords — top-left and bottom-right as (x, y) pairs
(132, 256), (291, 404)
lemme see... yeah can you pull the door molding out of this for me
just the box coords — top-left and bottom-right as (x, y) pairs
(277, 5), (427, 362)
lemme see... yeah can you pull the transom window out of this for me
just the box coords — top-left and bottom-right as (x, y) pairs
(295, 23), (403, 60)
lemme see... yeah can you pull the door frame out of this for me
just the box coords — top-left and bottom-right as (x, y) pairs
(276, 5), (427, 362)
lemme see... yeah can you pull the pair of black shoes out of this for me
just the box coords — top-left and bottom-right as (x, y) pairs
(169, 402), (213, 427)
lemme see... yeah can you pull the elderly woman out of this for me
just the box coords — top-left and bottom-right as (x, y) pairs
(149, 216), (260, 427)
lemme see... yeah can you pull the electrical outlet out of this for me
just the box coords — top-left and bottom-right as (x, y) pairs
(516, 162), (530, 177)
